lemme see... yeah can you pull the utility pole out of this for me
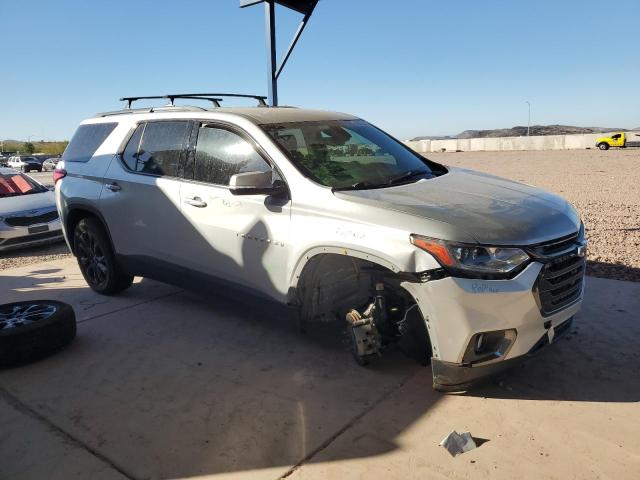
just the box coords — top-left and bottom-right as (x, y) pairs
(526, 101), (531, 136)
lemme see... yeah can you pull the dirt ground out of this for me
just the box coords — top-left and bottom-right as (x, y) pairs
(429, 148), (640, 282)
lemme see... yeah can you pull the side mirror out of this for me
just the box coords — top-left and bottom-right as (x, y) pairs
(229, 171), (287, 197)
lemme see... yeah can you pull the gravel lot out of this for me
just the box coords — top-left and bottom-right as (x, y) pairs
(429, 148), (640, 282)
(0, 242), (71, 270)
(2, 150), (639, 281)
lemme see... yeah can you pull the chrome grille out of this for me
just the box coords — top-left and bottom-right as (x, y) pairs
(530, 232), (579, 257)
(533, 234), (586, 316)
(5, 209), (59, 227)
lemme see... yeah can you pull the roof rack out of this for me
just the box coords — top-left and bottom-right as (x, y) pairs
(119, 93), (268, 109)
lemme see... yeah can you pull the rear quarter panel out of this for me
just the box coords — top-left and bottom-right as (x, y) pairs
(56, 122), (128, 245)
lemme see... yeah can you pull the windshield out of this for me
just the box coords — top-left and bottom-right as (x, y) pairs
(263, 119), (446, 189)
(0, 172), (48, 197)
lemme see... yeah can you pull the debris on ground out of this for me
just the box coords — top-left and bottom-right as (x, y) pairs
(440, 430), (478, 457)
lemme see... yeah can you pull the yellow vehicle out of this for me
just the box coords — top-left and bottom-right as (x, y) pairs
(596, 132), (640, 150)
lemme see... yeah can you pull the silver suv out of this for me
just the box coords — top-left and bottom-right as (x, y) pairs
(55, 94), (587, 390)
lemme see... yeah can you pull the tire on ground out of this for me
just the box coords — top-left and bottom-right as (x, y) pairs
(0, 301), (76, 368)
(74, 217), (134, 295)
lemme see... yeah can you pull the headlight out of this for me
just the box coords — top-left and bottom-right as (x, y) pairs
(410, 235), (530, 277)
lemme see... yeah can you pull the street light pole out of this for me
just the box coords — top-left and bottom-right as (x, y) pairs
(264, 0), (278, 107)
(241, 0), (318, 107)
(525, 101), (531, 136)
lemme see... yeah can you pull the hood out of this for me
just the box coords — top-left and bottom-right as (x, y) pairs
(334, 167), (580, 245)
(0, 191), (56, 216)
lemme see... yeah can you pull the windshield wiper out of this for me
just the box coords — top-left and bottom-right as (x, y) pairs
(332, 181), (384, 192)
(332, 170), (431, 192)
(386, 169), (430, 186)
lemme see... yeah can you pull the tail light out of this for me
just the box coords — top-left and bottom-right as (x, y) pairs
(53, 168), (67, 184)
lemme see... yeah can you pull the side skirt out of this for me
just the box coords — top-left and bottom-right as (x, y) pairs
(116, 254), (291, 319)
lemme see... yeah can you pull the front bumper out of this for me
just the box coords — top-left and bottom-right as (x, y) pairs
(431, 316), (574, 391)
(401, 260), (584, 390)
(0, 219), (64, 252)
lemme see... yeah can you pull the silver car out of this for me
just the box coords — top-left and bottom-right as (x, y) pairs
(42, 157), (60, 172)
(56, 94), (586, 390)
(0, 167), (63, 251)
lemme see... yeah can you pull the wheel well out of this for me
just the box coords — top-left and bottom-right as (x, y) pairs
(292, 253), (408, 322)
(292, 253), (433, 363)
(65, 209), (111, 256)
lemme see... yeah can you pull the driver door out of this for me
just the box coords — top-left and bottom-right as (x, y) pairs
(611, 133), (623, 147)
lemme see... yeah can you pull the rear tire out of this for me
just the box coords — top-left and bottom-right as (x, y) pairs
(598, 142), (609, 150)
(74, 217), (133, 295)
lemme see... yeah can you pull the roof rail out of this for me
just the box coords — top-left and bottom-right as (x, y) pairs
(96, 105), (210, 117)
(119, 93), (268, 109)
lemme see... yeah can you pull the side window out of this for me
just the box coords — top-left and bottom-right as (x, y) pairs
(121, 121), (189, 176)
(137, 121), (190, 176)
(612, 134), (621, 139)
(193, 126), (272, 185)
(62, 123), (117, 163)
(122, 124), (144, 170)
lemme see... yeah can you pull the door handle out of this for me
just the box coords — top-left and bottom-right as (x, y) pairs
(184, 196), (207, 208)
(105, 182), (121, 192)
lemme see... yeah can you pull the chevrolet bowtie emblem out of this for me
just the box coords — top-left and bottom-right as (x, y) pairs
(576, 243), (587, 257)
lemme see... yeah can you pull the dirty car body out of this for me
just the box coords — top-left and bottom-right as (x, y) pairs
(55, 101), (586, 391)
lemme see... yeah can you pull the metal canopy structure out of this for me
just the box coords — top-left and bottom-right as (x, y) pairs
(240, 0), (319, 106)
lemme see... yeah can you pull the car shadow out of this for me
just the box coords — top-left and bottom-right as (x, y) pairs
(0, 274), (438, 479)
(586, 259), (640, 283)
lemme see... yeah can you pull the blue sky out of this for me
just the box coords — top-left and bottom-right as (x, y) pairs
(1, 0), (638, 140)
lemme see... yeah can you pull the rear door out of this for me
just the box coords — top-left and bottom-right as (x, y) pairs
(100, 120), (192, 265)
(178, 122), (291, 301)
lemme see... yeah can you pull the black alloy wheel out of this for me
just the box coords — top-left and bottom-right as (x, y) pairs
(74, 217), (133, 294)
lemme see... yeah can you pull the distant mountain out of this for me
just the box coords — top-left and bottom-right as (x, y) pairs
(410, 135), (456, 141)
(410, 125), (626, 141)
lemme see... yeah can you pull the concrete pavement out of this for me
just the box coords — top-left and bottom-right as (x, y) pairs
(1, 257), (639, 479)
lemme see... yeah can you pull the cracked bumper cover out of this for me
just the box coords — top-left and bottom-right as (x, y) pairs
(431, 316), (574, 391)
(401, 261), (584, 391)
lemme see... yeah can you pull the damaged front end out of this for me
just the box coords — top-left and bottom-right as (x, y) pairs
(344, 279), (431, 367)
(291, 254), (433, 369)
